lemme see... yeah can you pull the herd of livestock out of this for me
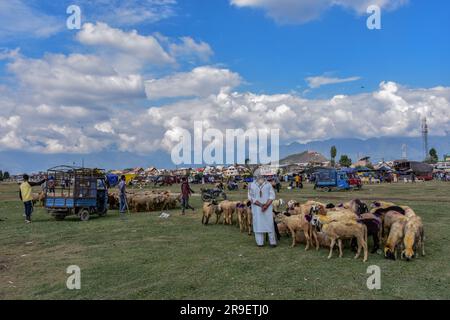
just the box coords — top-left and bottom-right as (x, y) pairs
(202, 198), (425, 262)
(31, 187), (425, 263)
(108, 190), (180, 212)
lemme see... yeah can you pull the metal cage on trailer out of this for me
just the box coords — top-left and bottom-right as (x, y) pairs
(45, 165), (108, 221)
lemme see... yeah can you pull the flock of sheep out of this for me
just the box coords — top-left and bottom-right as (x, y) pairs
(108, 190), (180, 212)
(202, 198), (425, 263)
(33, 187), (425, 263)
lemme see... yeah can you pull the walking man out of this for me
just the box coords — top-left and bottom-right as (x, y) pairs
(118, 175), (127, 217)
(19, 174), (46, 224)
(248, 172), (277, 247)
(181, 177), (195, 215)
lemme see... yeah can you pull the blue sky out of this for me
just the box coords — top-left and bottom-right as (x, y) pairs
(0, 0), (449, 169)
(3, 0), (449, 96)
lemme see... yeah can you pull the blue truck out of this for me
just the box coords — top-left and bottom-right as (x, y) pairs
(45, 166), (108, 221)
(313, 168), (351, 192)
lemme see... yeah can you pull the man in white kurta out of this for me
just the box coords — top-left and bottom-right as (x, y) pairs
(248, 176), (277, 247)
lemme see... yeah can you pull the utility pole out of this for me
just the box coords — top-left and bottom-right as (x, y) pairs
(421, 117), (429, 161)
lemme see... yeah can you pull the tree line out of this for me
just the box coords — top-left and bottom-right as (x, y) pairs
(330, 145), (441, 167)
(0, 171), (11, 181)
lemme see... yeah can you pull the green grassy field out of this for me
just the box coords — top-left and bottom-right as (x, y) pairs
(1, 181), (449, 300)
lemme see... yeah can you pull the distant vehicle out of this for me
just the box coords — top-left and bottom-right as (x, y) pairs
(154, 175), (178, 187)
(45, 166), (108, 221)
(201, 188), (227, 202)
(347, 172), (362, 189)
(313, 168), (351, 192)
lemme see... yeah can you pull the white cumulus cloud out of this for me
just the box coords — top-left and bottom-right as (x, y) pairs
(144, 66), (242, 99)
(231, 0), (409, 24)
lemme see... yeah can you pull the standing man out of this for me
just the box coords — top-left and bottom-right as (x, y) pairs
(181, 177), (195, 215)
(20, 174), (46, 224)
(294, 174), (300, 188)
(248, 172), (277, 247)
(118, 175), (127, 217)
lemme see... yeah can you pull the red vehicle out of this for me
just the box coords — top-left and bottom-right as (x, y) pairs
(347, 173), (362, 189)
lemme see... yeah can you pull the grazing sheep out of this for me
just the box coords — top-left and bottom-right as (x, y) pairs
(342, 200), (382, 253)
(356, 212), (382, 253)
(384, 217), (407, 260)
(370, 201), (398, 210)
(402, 206), (417, 219)
(202, 200), (219, 225)
(342, 199), (369, 215)
(318, 207), (357, 224)
(131, 196), (148, 212)
(402, 215), (425, 261)
(318, 219), (368, 262)
(382, 210), (406, 241)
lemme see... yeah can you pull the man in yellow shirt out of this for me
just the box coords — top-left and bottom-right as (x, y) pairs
(20, 174), (46, 223)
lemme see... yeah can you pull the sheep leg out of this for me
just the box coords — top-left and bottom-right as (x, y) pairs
(371, 232), (380, 254)
(304, 229), (310, 251)
(290, 228), (296, 248)
(328, 238), (336, 259)
(312, 230), (319, 251)
(354, 236), (362, 260)
(338, 239), (343, 258)
(362, 239), (368, 262)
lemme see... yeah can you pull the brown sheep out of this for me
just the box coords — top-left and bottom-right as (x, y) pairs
(277, 211), (316, 250)
(202, 200), (219, 225)
(384, 217), (407, 260)
(131, 196), (147, 212)
(317, 218), (368, 262)
(402, 215), (425, 261)
(236, 200), (252, 235)
(32, 192), (46, 207)
(382, 210), (406, 241)
(218, 200), (239, 225)
(108, 192), (119, 210)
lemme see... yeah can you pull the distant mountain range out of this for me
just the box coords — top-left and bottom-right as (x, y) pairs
(280, 151), (328, 165)
(1, 135), (449, 174)
(279, 135), (450, 163)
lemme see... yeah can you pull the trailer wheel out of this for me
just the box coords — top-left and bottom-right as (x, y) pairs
(80, 209), (90, 221)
